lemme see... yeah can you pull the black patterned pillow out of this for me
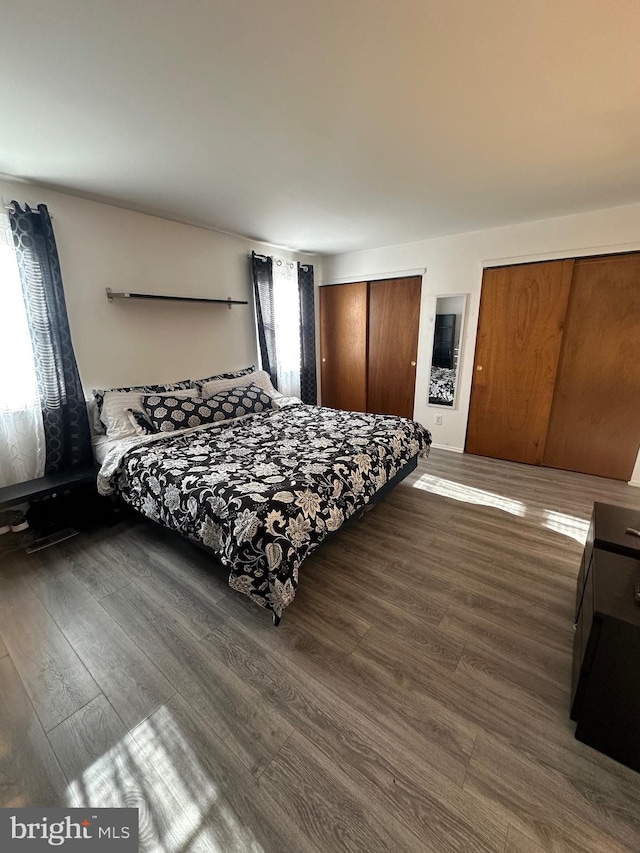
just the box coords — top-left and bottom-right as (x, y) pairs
(141, 394), (211, 432)
(205, 383), (274, 420)
(141, 384), (273, 432)
(91, 379), (193, 434)
(193, 365), (256, 392)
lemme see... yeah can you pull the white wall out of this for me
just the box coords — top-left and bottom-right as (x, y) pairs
(0, 179), (319, 393)
(323, 201), (640, 480)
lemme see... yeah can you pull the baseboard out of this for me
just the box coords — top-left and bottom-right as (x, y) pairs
(629, 479), (640, 488)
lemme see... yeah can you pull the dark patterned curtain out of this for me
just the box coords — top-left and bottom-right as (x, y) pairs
(297, 263), (317, 404)
(251, 252), (278, 389)
(9, 202), (92, 474)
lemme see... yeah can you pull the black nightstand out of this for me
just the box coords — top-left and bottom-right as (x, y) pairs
(0, 465), (98, 512)
(0, 465), (103, 551)
(571, 503), (640, 773)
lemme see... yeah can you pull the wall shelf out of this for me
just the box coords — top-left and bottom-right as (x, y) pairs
(106, 288), (248, 308)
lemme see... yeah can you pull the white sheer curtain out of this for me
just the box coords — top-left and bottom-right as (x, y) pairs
(272, 257), (301, 398)
(0, 209), (45, 487)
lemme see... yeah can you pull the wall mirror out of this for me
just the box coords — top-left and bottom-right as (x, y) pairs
(427, 293), (468, 408)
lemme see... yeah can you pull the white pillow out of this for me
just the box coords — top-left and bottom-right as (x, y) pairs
(101, 388), (196, 440)
(199, 369), (280, 400)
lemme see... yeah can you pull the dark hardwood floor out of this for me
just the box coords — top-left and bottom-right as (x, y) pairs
(1, 448), (640, 852)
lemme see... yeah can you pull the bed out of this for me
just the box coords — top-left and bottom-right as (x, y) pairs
(428, 366), (456, 406)
(95, 382), (431, 623)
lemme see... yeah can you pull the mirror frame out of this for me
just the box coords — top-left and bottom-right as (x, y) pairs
(427, 292), (468, 410)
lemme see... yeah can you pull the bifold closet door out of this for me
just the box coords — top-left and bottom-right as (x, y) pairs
(367, 276), (422, 419)
(319, 282), (368, 411)
(465, 260), (574, 464)
(542, 254), (640, 480)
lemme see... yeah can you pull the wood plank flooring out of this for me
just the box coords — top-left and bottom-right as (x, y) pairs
(1, 448), (640, 852)
(0, 564), (100, 731)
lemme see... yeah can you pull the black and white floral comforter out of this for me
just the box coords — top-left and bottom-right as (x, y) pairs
(429, 366), (456, 405)
(98, 404), (431, 618)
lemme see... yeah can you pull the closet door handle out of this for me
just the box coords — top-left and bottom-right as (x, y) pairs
(322, 357), (326, 363)
(410, 361), (416, 366)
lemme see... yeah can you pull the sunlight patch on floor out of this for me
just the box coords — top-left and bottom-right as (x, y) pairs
(543, 509), (589, 545)
(66, 705), (264, 853)
(412, 474), (526, 516)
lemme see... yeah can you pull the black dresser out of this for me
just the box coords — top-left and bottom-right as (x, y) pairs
(571, 503), (640, 772)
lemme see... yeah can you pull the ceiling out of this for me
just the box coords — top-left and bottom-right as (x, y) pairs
(1, 0), (640, 254)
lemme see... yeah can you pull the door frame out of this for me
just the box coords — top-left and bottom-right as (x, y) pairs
(324, 268), (426, 286)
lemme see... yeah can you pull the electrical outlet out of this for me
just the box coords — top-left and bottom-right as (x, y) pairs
(434, 414), (443, 425)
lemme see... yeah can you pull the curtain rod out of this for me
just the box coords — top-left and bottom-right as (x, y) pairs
(250, 252), (310, 266)
(3, 203), (53, 219)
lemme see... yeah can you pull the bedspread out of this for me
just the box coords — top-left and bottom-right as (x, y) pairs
(99, 404), (431, 618)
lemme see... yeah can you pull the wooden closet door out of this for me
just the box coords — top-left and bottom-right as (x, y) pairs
(319, 282), (368, 411)
(465, 260), (574, 464)
(367, 276), (421, 418)
(543, 254), (640, 480)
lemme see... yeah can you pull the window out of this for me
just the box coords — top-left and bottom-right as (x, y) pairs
(0, 211), (40, 412)
(272, 258), (302, 398)
(252, 251), (316, 405)
(0, 209), (44, 486)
